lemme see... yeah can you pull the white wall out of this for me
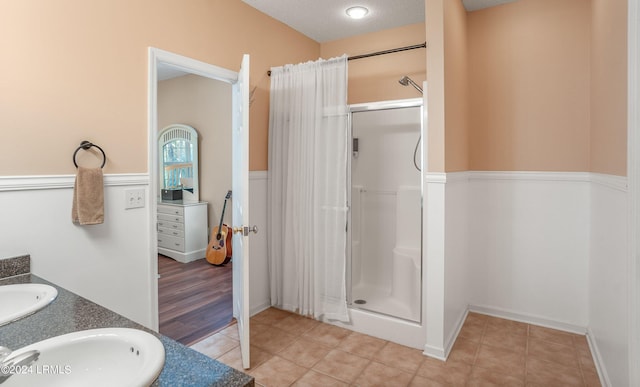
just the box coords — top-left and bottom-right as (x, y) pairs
(438, 171), (629, 384)
(423, 172), (474, 359)
(627, 1), (640, 385)
(431, 171), (593, 360)
(3, 171), (629, 384)
(423, 174), (446, 358)
(467, 172), (590, 331)
(443, 173), (470, 353)
(0, 174), (153, 327)
(249, 171), (270, 315)
(0, 171), (271, 330)
(589, 175), (629, 386)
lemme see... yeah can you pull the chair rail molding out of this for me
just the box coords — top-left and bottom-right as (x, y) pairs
(0, 174), (149, 191)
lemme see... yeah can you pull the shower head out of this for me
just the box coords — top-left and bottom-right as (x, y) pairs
(398, 76), (423, 94)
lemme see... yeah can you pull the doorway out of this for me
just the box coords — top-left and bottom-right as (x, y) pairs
(157, 254), (232, 345)
(149, 49), (236, 345)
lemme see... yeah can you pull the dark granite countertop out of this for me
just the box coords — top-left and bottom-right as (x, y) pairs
(0, 274), (254, 387)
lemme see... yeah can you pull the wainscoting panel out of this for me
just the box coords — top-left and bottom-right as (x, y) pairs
(0, 171), (272, 328)
(423, 173), (446, 358)
(0, 174), (153, 327)
(589, 174), (628, 387)
(443, 172), (471, 357)
(248, 171), (270, 316)
(467, 172), (591, 329)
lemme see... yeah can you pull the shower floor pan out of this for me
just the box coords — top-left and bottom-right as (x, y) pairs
(351, 283), (419, 322)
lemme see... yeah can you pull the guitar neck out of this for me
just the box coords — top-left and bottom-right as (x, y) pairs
(216, 191), (232, 240)
(216, 200), (227, 239)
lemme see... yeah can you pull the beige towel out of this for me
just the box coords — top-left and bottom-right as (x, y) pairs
(72, 167), (104, 225)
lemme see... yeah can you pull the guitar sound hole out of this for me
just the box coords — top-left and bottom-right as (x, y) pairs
(354, 299), (366, 305)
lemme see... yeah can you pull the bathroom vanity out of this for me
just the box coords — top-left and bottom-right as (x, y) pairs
(0, 255), (253, 387)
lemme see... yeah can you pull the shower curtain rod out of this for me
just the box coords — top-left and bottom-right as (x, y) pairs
(347, 41), (426, 61)
(267, 42), (426, 76)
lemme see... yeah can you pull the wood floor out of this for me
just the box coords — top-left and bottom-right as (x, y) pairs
(158, 254), (233, 346)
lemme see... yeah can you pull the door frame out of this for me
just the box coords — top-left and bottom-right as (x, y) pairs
(147, 47), (239, 330)
(628, 0), (640, 384)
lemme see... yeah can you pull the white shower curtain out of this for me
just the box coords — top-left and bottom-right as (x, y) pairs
(268, 55), (349, 321)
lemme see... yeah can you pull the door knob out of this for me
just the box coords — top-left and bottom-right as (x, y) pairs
(233, 225), (258, 236)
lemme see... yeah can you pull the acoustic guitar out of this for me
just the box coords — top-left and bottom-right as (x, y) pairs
(206, 190), (233, 265)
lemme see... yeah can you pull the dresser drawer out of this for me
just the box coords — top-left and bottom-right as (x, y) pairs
(158, 234), (185, 252)
(158, 227), (185, 238)
(157, 219), (184, 231)
(156, 201), (208, 262)
(158, 205), (184, 216)
(158, 213), (184, 224)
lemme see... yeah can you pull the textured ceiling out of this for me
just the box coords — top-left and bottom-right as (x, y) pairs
(241, 0), (424, 43)
(461, 0), (519, 12)
(241, 0), (520, 43)
(158, 0), (520, 79)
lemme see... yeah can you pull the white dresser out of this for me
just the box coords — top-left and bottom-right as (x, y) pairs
(157, 201), (208, 263)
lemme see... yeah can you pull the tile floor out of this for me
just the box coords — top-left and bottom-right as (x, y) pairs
(190, 308), (602, 386)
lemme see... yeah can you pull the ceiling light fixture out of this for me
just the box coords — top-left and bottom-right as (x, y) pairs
(346, 6), (369, 19)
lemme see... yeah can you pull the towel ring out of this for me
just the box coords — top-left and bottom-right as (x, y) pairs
(73, 141), (106, 168)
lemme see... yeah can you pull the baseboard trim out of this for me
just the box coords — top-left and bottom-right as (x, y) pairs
(468, 304), (587, 335)
(250, 301), (271, 318)
(442, 305), (588, 356)
(443, 308), (469, 359)
(422, 344), (447, 361)
(447, 305), (605, 383)
(425, 309), (477, 362)
(586, 327), (612, 387)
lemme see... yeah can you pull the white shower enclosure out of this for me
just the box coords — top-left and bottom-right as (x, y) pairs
(348, 99), (423, 323)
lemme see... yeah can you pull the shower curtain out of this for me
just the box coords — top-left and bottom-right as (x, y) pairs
(268, 55), (349, 322)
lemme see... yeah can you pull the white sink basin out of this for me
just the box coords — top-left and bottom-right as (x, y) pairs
(0, 284), (58, 326)
(2, 328), (165, 387)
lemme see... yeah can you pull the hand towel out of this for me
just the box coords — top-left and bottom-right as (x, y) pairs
(72, 167), (104, 225)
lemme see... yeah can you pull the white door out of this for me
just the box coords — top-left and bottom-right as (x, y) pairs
(232, 54), (252, 369)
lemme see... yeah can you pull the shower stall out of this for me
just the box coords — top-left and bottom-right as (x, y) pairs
(347, 98), (423, 325)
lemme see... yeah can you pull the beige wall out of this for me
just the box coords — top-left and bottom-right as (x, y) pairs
(590, 0), (628, 176)
(320, 23), (426, 105)
(444, 0), (469, 172)
(467, 0), (591, 172)
(2, 0), (628, 177)
(158, 74), (232, 231)
(0, 0), (319, 175)
(426, 0), (446, 172)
